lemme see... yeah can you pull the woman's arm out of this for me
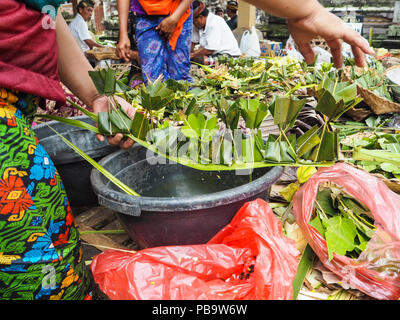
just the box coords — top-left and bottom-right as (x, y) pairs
(156, 0), (193, 40)
(84, 38), (104, 49)
(56, 12), (134, 149)
(244, 0), (374, 67)
(56, 12), (98, 107)
(190, 47), (213, 59)
(241, 0), (318, 20)
(116, 0), (131, 62)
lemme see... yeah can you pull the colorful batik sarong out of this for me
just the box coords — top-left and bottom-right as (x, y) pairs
(135, 11), (193, 83)
(0, 88), (92, 300)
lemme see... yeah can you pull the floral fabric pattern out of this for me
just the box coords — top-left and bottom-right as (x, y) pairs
(0, 88), (91, 300)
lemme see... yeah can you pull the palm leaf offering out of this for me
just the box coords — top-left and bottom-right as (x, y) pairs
(344, 58), (394, 102)
(262, 74), (362, 165)
(309, 182), (375, 261)
(37, 58), (366, 171)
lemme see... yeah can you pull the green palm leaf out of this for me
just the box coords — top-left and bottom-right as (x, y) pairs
(46, 124), (140, 197)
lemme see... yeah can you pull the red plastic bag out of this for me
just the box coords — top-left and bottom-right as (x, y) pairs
(293, 163), (400, 300)
(90, 199), (300, 300)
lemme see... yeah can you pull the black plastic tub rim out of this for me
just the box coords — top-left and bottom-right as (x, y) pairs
(90, 147), (284, 216)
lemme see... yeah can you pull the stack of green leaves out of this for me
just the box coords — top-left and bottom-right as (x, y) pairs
(309, 183), (376, 261)
(339, 116), (400, 180)
(347, 61), (394, 102)
(264, 74), (362, 165)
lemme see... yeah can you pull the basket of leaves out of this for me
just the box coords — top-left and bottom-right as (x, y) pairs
(342, 64), (400, 115)
(86, 47), (119, 61)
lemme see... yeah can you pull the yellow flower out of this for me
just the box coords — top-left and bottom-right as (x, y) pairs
(0, 89), (18, 104)
(60, 267), (79, 289)
(0, 105), (16, 119)
(0, 252), (20, 265)
(7, 93), (18, 104)
(50, 289), (64, 300)
(0, 88), (7, 100)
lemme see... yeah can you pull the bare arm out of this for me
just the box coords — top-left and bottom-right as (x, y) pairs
(56, 12), (134, 149)
(84, 38), (103, 49)
(190, 47), (214, 59)
(241, 0), (318, 20)
(156, 0), (193, 40)
(56, 12), (99, 107)
(243, 0), (374, 67)
(170, 0), (193, 22)
(116, 0), (131, 61)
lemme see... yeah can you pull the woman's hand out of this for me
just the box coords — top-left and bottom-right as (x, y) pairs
(156, 16), (178, 40)
(92, 95), (135, 149)
(116, 33), (132, 62)
(287, 4), (374, 68)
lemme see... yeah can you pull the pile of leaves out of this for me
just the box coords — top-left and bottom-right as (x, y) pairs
(337, 115), (400, 180)
(309, 182), (376, 261)
(192, 55), (309, 99)
(268, 167), (374, 300)
(345, 58), (394, 102)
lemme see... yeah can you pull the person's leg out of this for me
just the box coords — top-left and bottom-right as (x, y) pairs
(166, 12), (193, 82)
(0, 89), (92, 300)
(135, 16), (167, 83)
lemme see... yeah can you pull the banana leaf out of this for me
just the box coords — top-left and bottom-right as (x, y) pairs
(265, 134), (297, 163)
(296, 125), (321, 157)
(149, 126), (184, 157)
(108, 108), (132, 134)
(242, 134), (264, 163)
(334, 83), (358, 104)
(97, 111), (113, 135)
(239, 97), (269, 129)
(88, 68), (116, 96)
(309, 130), (338, 162)
(352, 147), (400, 166)
(269, 95), (307, 129)
(181, 113), (219, 143)
(104, 68), (117, 95)
(140, 77), (175, 111)
(315, 80), (363, 121)
(216, 97), (241, 130)
(130, 112), (150, 140)
(88, 69), (106, 95)
(292, 245), (315, 300)
(315, 75), (339, 97)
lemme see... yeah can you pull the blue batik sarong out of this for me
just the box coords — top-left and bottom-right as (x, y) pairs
(135, 12), (193, 83)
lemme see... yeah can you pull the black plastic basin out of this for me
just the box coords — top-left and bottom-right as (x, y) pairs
(34, 116), (118, 207)
(90, 144), (283, 248)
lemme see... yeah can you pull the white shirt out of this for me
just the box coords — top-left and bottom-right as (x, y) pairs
(192, 12), (241, 57)
(69, 13), (92, 52)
